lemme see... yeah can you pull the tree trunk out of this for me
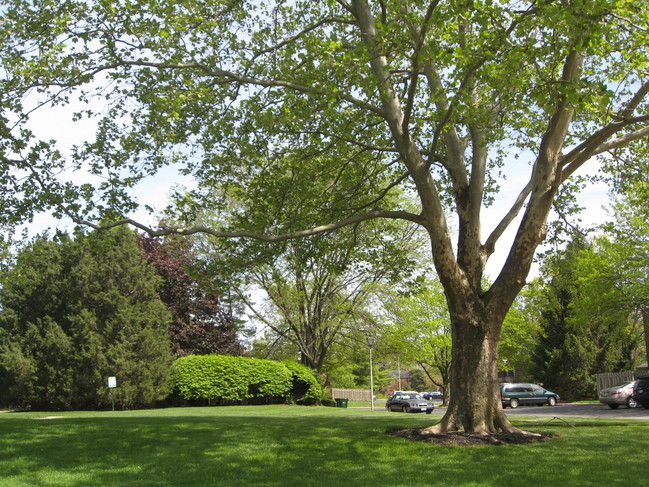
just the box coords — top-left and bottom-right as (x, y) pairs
(425, 311), (518, 434)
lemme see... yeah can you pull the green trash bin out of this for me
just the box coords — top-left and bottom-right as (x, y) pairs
(335, 398), (348, 408)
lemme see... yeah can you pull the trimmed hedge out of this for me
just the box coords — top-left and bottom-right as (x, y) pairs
(173, 355), (322, 404)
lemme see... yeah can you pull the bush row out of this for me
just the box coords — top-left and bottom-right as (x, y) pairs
(173, 355), (322, 405)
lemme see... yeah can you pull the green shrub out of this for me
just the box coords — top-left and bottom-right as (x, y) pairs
(174, 355), (321, 404)
(242, 357), (292, 401)
(174, 355), (248, 401)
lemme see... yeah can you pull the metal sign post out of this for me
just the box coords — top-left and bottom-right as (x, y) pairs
(107, 376), (117, 411)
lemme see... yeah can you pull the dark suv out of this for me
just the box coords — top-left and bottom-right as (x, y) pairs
(631, 376), (649, 409)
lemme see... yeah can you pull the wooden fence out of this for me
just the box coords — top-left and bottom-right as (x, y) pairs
(330, 388), (372, 401)
(595, 372), (637, 393)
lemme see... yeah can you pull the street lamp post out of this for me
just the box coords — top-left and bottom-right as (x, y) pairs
(367, 335), (375, 411)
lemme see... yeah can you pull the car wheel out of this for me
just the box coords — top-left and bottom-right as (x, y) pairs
(608, 404), (619, 409)
(547, 396), (557, 406)
(426, 409), (433, 415)
(627, 397), (638, 409)
(403, 405), (411, 413)
(642, 402), (649, 410)
(509, 398), (519, 409)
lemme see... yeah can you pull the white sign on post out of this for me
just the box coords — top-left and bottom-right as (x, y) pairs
(107, 376), (117, 388)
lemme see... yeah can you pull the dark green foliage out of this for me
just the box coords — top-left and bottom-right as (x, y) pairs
(173, 355), (321, 404)
(407, 369), (432, 392)
(281, 361), (322, 404)
(0, 228), (174, 410)
(532, 238), (640, 401)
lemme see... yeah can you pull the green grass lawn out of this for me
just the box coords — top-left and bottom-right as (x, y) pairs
(0, 405), (645, 486)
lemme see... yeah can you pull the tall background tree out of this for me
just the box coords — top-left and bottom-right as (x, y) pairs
(0, 228), (174, 410)
(531, 236), (643, 400)
(381, 278), (452, 402)
(137, 234), (245, 357)
(498, 280), (544, 380)
(208, 217), (422, 373)
(2, 0), (649, 433)
(601, 193), (649, 367)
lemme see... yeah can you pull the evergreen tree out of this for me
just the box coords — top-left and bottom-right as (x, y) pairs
(0, 228), (174, 410)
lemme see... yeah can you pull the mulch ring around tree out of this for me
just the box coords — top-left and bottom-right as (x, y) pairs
(389, 428), (553, 446)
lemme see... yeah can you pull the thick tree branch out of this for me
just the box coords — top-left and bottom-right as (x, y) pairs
(561, 122), (649, 182)
(560, 79), (649, 180)
(486, 95), (648, 259)
(70, 209), (422, 241)
(484, 180), (534, 257)
(401, 0), (442, 131)
(489, 49), (584, 303)
(593, 124), (649, 155)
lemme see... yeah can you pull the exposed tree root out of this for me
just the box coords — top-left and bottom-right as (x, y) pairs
(421, 421), (524, 436)
(389, 427), (551, 446)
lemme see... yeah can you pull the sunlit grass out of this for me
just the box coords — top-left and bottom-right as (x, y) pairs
(0, 406), (646, 486)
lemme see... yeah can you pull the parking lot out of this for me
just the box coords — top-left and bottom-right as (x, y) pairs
(371, 400), (649, 419)
(503, 402), (649, 419)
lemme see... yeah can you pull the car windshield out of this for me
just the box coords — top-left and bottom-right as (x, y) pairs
(404, 394), (421, 400)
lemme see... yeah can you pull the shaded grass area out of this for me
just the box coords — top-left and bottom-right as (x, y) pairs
(0, 406), (646, 486)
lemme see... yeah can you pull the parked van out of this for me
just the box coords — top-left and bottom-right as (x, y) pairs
(499, 383), (559, 409)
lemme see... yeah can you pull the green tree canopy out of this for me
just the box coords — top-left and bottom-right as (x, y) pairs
(498, 280), (544, 378)
(602, 191), (649, 366)
(220, 218), (423, 372)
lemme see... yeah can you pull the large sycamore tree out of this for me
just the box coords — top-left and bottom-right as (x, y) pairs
(2, 0), (649, 433)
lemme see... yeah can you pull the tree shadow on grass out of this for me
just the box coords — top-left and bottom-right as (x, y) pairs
(0, 409), (646, 486)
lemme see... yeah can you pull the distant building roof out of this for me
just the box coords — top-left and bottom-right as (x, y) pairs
(389, 370), (412, 379)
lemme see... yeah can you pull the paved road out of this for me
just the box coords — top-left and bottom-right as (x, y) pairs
(368, 401), (649, 419)
(503, 402), (649, 419)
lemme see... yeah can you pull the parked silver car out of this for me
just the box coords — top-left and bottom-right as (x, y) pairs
(599, 381), (638, 409)
(385, 391), (435, 414)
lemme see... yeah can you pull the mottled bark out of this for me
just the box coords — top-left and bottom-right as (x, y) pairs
(425, 310), (517, 434)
